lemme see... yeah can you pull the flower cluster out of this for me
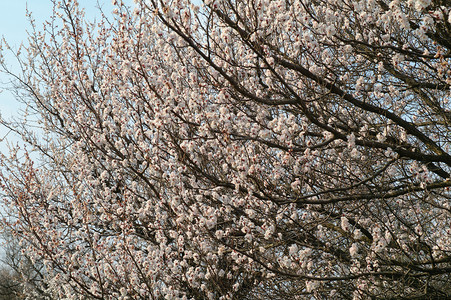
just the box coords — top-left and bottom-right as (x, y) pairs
(0, 0), (450, 299)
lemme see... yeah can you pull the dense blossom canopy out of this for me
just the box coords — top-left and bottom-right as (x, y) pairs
(0, 0), (450, 298)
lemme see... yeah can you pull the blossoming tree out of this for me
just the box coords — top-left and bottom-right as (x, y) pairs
(1, 0), (450, 298)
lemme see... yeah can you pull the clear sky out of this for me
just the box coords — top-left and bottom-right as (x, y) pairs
(0, 1), (53, 121)
(0, 0), (117, 147)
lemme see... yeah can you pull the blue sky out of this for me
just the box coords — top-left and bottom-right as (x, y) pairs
(0, 1), (54, 120)
(0, 0), (117, 147)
